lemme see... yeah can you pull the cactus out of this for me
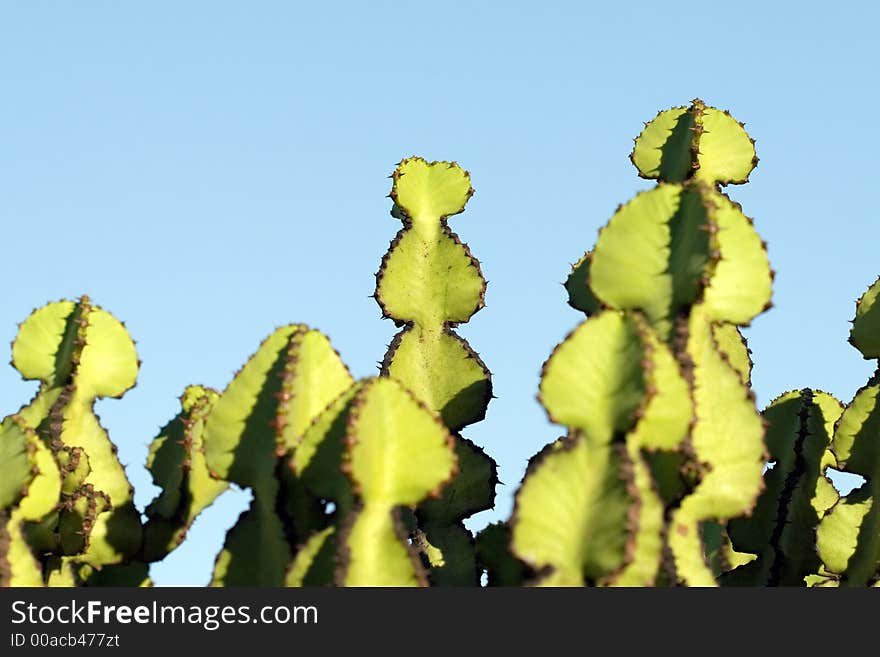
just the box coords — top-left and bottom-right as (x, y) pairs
(0, 296), (147, 586)
(291, 375), (461, 586)
(814, 277), (880, 586)
(141, 385), (227, 563)
(373, 157), (498, 585)
(5, 109), (880, 589)
(1, 415), (62, 586)
(721, 389), (843, 585)
(508, 99), (772, 586)
(198, 324), (354, 585)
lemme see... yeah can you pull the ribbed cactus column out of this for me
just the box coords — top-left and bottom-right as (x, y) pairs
(373, 157), (497, 585)
(141, 385), (227, 563)
(199, 324), (354, 585)
(509, 99), (773, 586)
(814, 277), (880, 586)
(1, 296), (145, 586)
(721, 389), (843, 585)
(292, 376), (459, 586)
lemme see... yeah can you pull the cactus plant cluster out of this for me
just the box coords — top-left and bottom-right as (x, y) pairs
(2, 101), (879, 587)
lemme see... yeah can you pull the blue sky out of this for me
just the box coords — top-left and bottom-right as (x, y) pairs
(1, 2), (876, 585)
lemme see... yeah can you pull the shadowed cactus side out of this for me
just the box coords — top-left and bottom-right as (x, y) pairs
(498, 99), (773, 587)
(373, 157), (498, 585)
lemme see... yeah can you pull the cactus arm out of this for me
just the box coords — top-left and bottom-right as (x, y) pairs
(376, 227), (484, 326)
(415, 437), (498, 585)
(701, 191), (772, 324)
(538, 311), (646, 444)
(203, 325), (302, 485)
(630, 99), (757, 187)
(0, 416), (35, 509)
(335, 378), (457, 586)
(816, 372), (880, 585)
(202, 324), (354, 586)
(382, 328), (491, 431)
(293, 383), (362, 512)
(518, 309), (692, 586)
(373, 157), (496, 585)
(518, 99), (769, 588)
(278, 330), (355, 449)
(54, 397), (141, 564)
(1, 417), (62, 586)
(724, 389), (842, 586)
(630, 105), (694, 183)
(510, 437), (632, 586)
(695, 107), (758, 186)
(588, 185), (710, 339)
(7, 298), (142, 574)
(142, 385), (227, 563)
(667, 304), (766, 586)
(375, 158), (490, 432)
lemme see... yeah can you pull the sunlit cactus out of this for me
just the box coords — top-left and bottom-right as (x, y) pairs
(3, 109), (879, 589)
(507, 99), (772, 586)
(1, 296), (146, 586)
(373, 157), (498, 585)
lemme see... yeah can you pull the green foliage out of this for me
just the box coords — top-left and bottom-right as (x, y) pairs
(3, 101), (880, 588)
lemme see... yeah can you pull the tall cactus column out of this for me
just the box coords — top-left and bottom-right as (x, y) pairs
(510, 99), (774, 586)
(373, 157), (498, 585)
(814, 277), (880, 586)
(1, 296), (144, 586)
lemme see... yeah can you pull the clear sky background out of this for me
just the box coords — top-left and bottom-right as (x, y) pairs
(1, 1), (877, 586)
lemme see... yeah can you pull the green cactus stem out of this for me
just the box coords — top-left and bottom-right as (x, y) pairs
(1, 415), (62, 586)
(141, 385), (227, 563)
(201, 324), (353, 585)
(722, 389), (843, 586)
(376, 157), (491, 431)
(815, 277), (880, 586)
(5, 296), (142, 583)
(333, 377), (457, 586)
(510, 99), (771, 587)
(512, 309), (691, 586)
(373, 157), (497, 585)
